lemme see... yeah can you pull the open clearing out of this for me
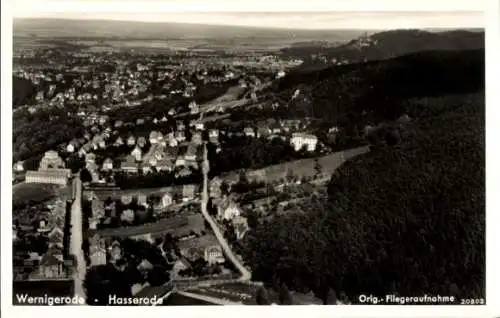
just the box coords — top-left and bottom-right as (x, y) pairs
(222, 145), (371, 183)
(12, 182), (58, 204)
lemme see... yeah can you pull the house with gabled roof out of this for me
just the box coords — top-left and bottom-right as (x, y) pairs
(121, 156), (139, 173)
(48, 231), (64, 249)
(149, 131), (159, 144)
(127, 135), (136, 146)
(157, 159), (174, 172)
(102, 158), (113, 171)
(131, 147), (142, 161)
(137, 136), (147, 148)
(114, 136), (124, 146)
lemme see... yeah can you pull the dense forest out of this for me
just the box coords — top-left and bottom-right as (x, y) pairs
(242, 77), (485, 301)
(13, 108), (85, 162)
(267, 49), (484, 127)
(13, 76), (37, 107)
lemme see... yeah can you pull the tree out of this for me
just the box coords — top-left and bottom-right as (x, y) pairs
(256, 286), (271, 305)
(67, 155), (84, 173)
(323, 288), (337, 305)
(279, 284), (293, 305)
(146, 266), (170, 286)
(241, 92), (485, 300)
(314, 158), (322, 176)
(246, 209), (259, 229)
(80, 168), (92, 183)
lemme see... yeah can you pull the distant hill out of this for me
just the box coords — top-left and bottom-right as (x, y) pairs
(267, 48), (484, 124)
(281, 29), (484, 64)
(13, 18), (367, 42)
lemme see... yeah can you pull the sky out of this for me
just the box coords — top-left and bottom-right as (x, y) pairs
(13, 12), (484, 30)
(11, 0), (484, 30)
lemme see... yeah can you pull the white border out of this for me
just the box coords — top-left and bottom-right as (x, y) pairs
(2, 0), (499, 317)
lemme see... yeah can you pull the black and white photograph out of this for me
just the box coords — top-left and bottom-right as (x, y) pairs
(1, 0), (498, 316)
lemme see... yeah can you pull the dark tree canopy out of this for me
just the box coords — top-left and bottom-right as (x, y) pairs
(278, 284), (294, 305)
(256, 286), (271, 305)
(242, 92), (485, 301)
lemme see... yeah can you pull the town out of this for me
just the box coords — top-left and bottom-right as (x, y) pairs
(11, 15), (486, 306)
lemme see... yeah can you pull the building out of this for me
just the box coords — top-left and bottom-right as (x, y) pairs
(121, 156), (139, 173)
(232, 216), (249, 240)
(175, 131), (186, 142)
(149, 131), (159, 144)
(102, 158), (113, 171)
(137, 136), (147, 148)
(156, 131), (164, 142)
(114, 136), (124, 147)
(194, 122), (204, 131)
(89, 235), (107, 266)
(13, 161), (24, 172)
(290, 133), (318, 152)
(175, 157), (186, 167)
(32, 245), (66, 280)
(48, 227), (64, 249)
(25, 170), (69, 186)
(184, 144), (198, 162)
(156, 159), (174, 172)
(39, 150), (65, 170)
(243, 127), (256, 138)
(217, 199), (242, 221)
(204, 245), (225, 265)
(137, 259), (154, 272)
(66, 142), (76, 153)
(137, 194), (147, 207)
(108, 241), (122, 263)
(161, 193), (173, 208)
(127, 135), (136, 147)
(182, 184), (197, 201)
(191, 132), (203, 146)
(131, 147), (143, 161)
(209, 177), (223, 198)
(121, 209), (135, 223)
(208, 129), (219, 140)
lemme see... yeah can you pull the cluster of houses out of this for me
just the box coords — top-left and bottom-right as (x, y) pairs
(118, 126), (205, 175)
(14, 199), (73, 281)
(209, 177), (249, 240)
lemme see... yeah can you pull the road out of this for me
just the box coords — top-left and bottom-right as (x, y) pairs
(148, 142), (251, 305)
(200, 142), (252, 281)
(70, 176), (87, 303)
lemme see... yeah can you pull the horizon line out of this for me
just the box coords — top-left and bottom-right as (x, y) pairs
(12, 11), (484, 30)
(13, 17), (485, 33)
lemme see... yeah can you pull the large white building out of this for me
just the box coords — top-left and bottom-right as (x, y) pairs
(290, 133), (318, 152)
(25, 169), (70, 186)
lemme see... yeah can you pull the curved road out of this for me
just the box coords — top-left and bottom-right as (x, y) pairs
(201, 142), (251, 281)
(70, 176), (87, 303)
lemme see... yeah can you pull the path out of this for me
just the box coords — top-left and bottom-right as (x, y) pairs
(70, 176), (87, 303)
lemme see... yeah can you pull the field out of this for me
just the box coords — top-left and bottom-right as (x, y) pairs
(12, 182), (59, 205)
(94, 213), (205, 238)
(222, 145), (371, 183)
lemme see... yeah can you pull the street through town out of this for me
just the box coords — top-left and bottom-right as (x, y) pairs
(200, 142), (252, 281)
(70, 176), (87, 303)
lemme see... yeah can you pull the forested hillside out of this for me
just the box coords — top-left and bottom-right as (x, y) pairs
(281, 29), (484, 66)
(242, 45), (485, 302)
(243, 91), (485, 301)
(268, 49), (484, 126)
